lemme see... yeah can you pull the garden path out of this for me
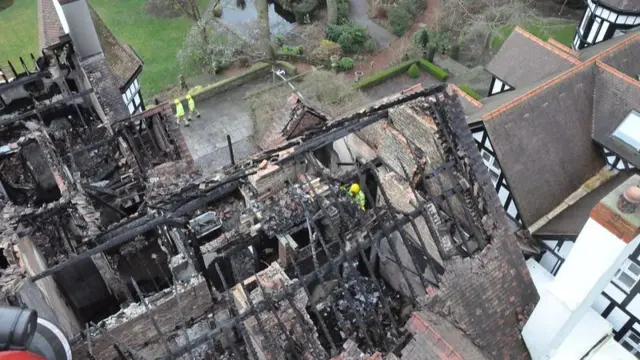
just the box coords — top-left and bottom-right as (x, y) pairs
(350, 0), (396, 48)
(352, 0), (441, 77)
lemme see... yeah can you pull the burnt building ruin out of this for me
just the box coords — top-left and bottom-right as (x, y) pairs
(0, 46), (539, 360)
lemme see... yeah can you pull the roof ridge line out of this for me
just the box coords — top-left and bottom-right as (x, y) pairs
(588, 32), (640, 61)
(513, 27), (581, 66)
(482, 59), (595, 121)
(596, 59), (640, 88)
(547, 38), (580, 57)
(447, 84), (483, 108)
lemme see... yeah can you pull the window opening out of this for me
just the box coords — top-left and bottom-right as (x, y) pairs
(613, 111), (640, 151)
(613, 259), (640, 292)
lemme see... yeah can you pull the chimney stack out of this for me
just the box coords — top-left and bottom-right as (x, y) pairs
(522, 175), (640, 359)
(617, 185), (640, 214)
(58, 0), (103, 60)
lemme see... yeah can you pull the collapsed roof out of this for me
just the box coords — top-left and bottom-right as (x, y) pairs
(0, 77), (539, 359)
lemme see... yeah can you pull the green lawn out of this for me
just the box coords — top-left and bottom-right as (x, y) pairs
(491, 19), (576, 53)
(0, 1), (39, 67)
(91, 0), (209, 99)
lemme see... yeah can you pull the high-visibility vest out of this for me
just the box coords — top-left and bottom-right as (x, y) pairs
(175, 102), (185, 117)
(351, 190), (366, 210)
(188, 98), (196, 111)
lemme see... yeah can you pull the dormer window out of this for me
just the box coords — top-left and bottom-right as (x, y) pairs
(613, 111), (640, 151)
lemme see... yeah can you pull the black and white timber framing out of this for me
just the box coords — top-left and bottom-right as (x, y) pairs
(603, 146), (637, 171)
(572, 0), (640, 50)
(121, 75), (144, 115)
(470, 124), (522, 225)
(487, 76), (514, 97)
(536, 239), (640, 356)
(534, 236), (576, 276)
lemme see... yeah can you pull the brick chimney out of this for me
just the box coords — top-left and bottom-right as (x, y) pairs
(522, 175), (640, 359)
(58, 0), (103, 59)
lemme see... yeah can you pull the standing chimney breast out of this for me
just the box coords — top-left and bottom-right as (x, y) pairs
(59, 0), (103, 60)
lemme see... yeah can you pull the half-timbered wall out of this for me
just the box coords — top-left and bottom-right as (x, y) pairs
(572, 0), (640, 50)
(603, 146), (637, 171)
(488, 76), (514, 97)
(471, 124), (522, 225)
(122, 77), (144, 115)
(535, 236), (576, 276)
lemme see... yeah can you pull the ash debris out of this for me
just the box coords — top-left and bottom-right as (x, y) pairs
(261, 185), (316, 237)
(313, 261), (410, 356)
(0, 78), (536, 360)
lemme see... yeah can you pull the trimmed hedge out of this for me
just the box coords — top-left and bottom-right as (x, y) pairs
(353, 58), (418, 89)
(407, 63), (420, 78)
(354, 57), (449, 89)
(458, 84), (482, 100)
(417, 58), (448, 81)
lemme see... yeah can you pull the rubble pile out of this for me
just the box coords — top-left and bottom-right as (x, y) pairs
(210, 196), (246, 231)
(145, 161), (202, 203)
(240, 263), (327, 360)
(314, 272), (408, 355)
(96, 275), (204, 332)
(261, 185), (316, 236)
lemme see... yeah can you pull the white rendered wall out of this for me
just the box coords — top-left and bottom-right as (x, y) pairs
(523, 218), (640, 359)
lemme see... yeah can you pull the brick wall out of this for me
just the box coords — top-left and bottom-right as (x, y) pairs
(425, 230), (538, 359)
(82, 57), (145, 177)
(71, 280), (215, 359)
(158, 104), (195, 169)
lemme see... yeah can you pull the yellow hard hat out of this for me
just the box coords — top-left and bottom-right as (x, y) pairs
(174, 99), (180, 105)
(186, 94), (192, 100)
(349, 184), (360, 194)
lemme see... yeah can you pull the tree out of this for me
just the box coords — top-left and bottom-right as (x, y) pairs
(327, 0), (338, 24)
(169, 0), (202, 21)
(256, 0), (276, 61)
(412, 29), (430, 50)
(436, 0), (543, 62)
(178, 19), (271, 74)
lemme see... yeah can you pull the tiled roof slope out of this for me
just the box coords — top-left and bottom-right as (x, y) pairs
(486, 27), (580, 89)
(483, 63), (604, 227)
(38, 0), (64, 49)
(473, 30), (640, 227)
(37, 0), (142, 90)
(600, 0), (640, 12)
(579, 29), (640, 61)
(446, 84), (483, 121)
(598, 35), (640, 79)
(406, 311), (490, 360)
(592, 61), (640, 167)
(87, 3), (142, 90)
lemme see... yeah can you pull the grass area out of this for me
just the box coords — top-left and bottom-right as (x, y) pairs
(491, 19), (576, 53)
(0, 1), (39, 67)
(91, 0), (209, 100)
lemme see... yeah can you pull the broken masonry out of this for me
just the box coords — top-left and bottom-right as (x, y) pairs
(0, 51), (538, 360)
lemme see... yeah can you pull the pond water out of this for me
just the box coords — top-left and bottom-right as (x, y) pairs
(218, 0), (295, 36)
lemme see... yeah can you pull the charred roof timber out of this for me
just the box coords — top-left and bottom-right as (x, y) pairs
(1, 73), (537, 359)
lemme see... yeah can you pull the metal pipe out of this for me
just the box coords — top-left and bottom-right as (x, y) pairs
(226, 135), (235, 165)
